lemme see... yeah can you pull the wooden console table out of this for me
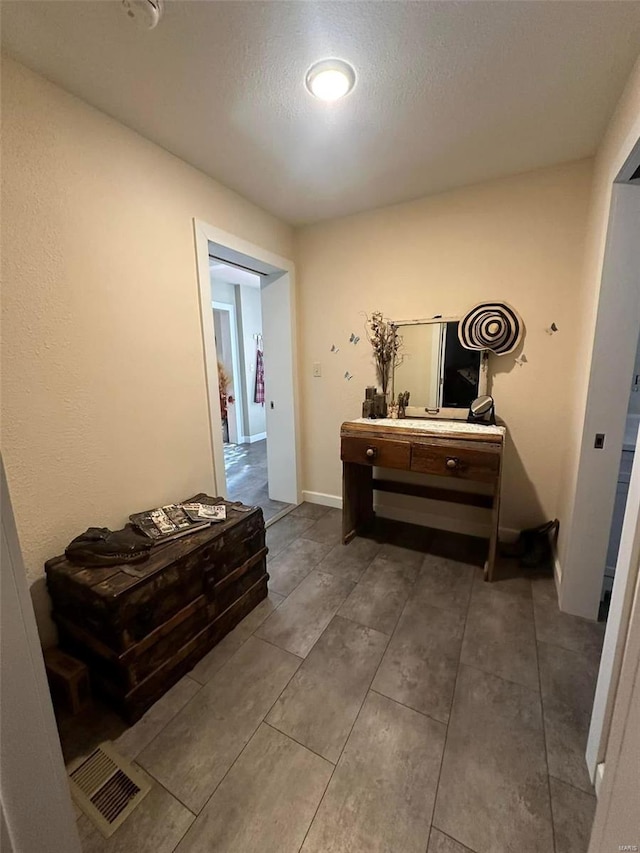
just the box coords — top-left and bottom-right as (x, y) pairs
(341, 418), (506, 581)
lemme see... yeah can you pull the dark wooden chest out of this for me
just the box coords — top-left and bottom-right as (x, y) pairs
(45, 495), (267, 722)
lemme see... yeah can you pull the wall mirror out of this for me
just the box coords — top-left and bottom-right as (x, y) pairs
(391, 319), (488, 419)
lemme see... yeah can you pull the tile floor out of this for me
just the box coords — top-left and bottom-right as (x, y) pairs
(65, 504), (605, 853)
(223, 439), (292, 522)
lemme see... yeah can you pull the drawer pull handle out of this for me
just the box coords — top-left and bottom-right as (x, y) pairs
(365, 447), (377, 459)
(446, 456), (460, 469)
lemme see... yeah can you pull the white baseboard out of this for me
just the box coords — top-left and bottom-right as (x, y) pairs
(240, 432), (267, 444)
(551, 532), (563, 600)
(595, 762), (605, 798)
(301, 490), (342, 510)
(300, 490), (519, 540)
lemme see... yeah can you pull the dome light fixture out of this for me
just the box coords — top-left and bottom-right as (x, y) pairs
(305, 58), (356, 102)
(122, 0), (164, 29)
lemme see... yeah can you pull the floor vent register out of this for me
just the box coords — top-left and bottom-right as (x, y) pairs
(68, 742), (151, 838)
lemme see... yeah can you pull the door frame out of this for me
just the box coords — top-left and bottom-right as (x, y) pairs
(212, 299), (244, 444)
(587, 545), (640, 850)
(193, 219), (301, 501)
(560, 138), (640, 785)
(561, 177), (640, 623)
(586, 423), (640, 786)
(1, 455), (82, 852)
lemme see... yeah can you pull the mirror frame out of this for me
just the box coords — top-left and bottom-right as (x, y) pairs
(391, 316), (488, 421)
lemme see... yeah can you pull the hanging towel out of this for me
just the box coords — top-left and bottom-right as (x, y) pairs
(254, 348), (265, 405)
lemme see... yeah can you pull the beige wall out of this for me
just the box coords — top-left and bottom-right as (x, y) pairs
(0, 57), (293, 646)
(3, 48), (635, 646)
(296, 160), (593, 535)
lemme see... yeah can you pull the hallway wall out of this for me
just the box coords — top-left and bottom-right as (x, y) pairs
(0, 57), (293, 646)
(295, 160), (593, 537)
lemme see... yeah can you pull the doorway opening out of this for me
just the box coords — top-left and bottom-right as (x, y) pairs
(193, 220), (300, 526)
(212, 297), (244, 445)
(600, 332), (640, 621)
(210, 259), (291, 522)
(563, 138), (640, 789)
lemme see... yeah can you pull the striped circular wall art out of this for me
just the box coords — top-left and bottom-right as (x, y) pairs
(458, 301), (524, 355)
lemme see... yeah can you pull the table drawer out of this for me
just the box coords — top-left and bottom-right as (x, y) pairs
(410, 442), (500, 483)
(341, 436), (411, 470)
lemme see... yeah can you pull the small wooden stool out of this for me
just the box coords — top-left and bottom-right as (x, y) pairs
(44, 647), (92, 715)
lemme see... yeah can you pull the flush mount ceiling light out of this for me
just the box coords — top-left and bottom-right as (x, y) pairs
(122, 0), (164, 30)
(305, 59), (356, 102)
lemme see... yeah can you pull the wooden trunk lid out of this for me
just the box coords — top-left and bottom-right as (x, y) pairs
(46, 495), (265, 653)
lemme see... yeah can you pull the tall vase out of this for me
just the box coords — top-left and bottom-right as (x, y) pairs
(378, 362), (390, 418)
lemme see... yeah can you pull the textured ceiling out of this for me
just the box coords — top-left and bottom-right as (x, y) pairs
(2, 1), (640, 224)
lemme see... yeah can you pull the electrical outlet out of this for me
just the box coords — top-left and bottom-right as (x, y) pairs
(313, 362), (322, 378)
(594, 433), (605, 449)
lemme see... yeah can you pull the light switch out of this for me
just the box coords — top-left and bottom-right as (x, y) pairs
(313, 362), (322, 378)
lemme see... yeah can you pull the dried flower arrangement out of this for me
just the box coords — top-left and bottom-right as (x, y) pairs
(217, 360), (231, 396)
(365, 311), (403, 396)
(217, 360), (235, 424)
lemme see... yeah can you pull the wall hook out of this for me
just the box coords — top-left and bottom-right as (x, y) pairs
(330, 344), (340, 353)
(344, 371), (353, 381)
(545, 322), (558, 335)
(515, 353), (528, 367)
